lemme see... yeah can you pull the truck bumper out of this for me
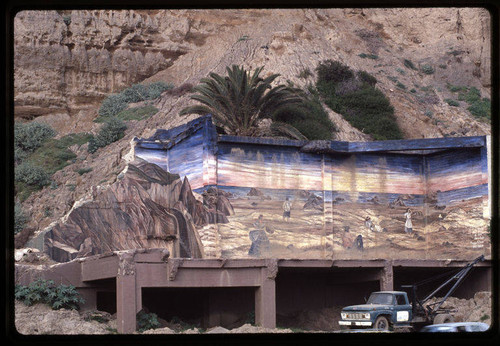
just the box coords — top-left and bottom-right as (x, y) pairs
(339, 321), (373, 327)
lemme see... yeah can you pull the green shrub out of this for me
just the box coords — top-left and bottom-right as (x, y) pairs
(316, 60), (354, 85)
(14, 122), (56, 153)
(298, 68), (313, 79)
(98, 82), (173, 119)
(387, 76), (398, 83)
(358, 53), (379, 60)
(76, 167), (93, 175)
(316, 60), (402, 140)
(448, 50), (462, 56)
(14, 147), (27, 164)
(450, 86), (491, 120)
(272, 94), (336, 140)
(468, 98), (491, 119)
(447, 84), (467, 92)
(14, 202), (29, 234)
(396, 82), (406, 90)
(459, 86), (481, 103)
(420, 64), (435, 75)
(88, 117), (127, 153)
(62, 15), (71, 25)
(445, 99), (460, 107)
(403, 59), (417, 70)
(98, 93), (128, 118)
(15, 162), (51, 189)
(27, 133), (92, 176)
(137, 311), (161, 332)
(357, 70), (377, 86)
(114, 105), (159, 121)
(15, 279), (85, 310)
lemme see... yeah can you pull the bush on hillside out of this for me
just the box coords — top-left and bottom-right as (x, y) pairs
(115, 105), (159, 121)
(447, 85), (490, 120)
(357, 70), (378, 87)
(14, 202), (29, 235)
(315, 60), (354, 85)
(272, 93), (336, 140)
(403, 59), (417, 70)
(98, 82), (173, 119)
(15, 161), (51, 189)
(315, 60), (402, 140)
(88, 117), (127, 153)
(14, 122), (56, 153)
(420, 64), (434, 75)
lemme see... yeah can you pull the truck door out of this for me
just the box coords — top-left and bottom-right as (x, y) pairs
(394, 293), (412, 324)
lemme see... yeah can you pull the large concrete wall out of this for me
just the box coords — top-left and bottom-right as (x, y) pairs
(135, 116), (490, 261)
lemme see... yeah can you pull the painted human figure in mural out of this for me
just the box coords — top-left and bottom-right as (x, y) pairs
(404, 208), (413, 234)
(248, 214), (274, 257)
(341, 226), (364, 251)
(282, 197), (292, 222)
(365, 216), (373, 230)
(366, 216), (385, 232)
(341, 226), (354, 249)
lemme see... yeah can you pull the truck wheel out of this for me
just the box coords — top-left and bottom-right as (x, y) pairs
(374, 315), (390, 331)
(433, 314), (454, 324)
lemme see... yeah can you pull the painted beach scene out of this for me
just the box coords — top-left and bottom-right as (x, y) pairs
(134, 117), (491, 262)
(192, 147), (489, 261)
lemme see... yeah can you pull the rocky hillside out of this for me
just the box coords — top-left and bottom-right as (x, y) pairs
(13, 8), (491, 245)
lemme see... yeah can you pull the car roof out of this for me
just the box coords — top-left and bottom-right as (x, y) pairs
(424, 322), (489, 329)
(372, 291), (406, 294)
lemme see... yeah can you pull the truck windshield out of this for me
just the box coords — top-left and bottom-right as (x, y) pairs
(367, 293), (394, 305)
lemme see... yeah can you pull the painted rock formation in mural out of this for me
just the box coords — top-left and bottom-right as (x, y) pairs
(44, 159), (233, 262)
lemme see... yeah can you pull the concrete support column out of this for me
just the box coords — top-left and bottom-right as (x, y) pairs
(116, 274), (137, 334)
(203, 289), (221, 328)
(255, 278), (276, 328)
(255, 259), (278, 328)
(116, 251), (138, 334)
(380, 262), (394, 291)
(78, 287), (98, 311)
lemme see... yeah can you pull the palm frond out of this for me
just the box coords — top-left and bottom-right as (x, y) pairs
(270, 121), (308, 140)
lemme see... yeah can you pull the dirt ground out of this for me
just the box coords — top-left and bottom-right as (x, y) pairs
(13, 291), (492, 334)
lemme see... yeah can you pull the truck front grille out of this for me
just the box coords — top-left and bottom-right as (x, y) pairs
(344, 313), (366, 320)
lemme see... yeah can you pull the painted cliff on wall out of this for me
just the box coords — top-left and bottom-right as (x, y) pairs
(135, 117), (491, 261)
(41, 158), (234, 262)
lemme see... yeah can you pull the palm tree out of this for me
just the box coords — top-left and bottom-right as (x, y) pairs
(180, 65), (307, 139)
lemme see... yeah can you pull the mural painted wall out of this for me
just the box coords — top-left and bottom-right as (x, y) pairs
(135, 116), (491, 261)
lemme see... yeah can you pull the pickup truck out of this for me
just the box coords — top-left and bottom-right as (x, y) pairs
(339, 291), (412, 330)
(338, 256), (485, 331)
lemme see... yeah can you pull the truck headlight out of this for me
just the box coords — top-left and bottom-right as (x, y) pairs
(362, 313), (371, 319)
(341, 312), (347, 319)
